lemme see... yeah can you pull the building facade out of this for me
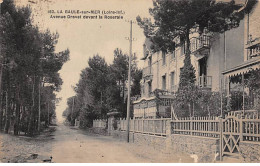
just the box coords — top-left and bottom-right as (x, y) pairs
(133, 1), (260, 119)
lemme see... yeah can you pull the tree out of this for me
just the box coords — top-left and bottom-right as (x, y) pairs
(0, 0), (69, 135)
(137, 0), (257, 53)
(64, 48), (142, 126)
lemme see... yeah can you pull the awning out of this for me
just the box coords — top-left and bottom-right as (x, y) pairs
(222, 58), (260, 77)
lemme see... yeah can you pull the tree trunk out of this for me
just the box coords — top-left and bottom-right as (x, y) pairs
(0, 63), (3, 131)
(14, 85), (20, 135)
(0, 25), (3, 131)
(4, 68), (10, 133)
(28, 75), (37, 136)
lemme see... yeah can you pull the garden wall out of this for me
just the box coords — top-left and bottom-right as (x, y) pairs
(169, 134), (220, 162)
(240, 142), (260, 162)
(110, 130), (167, 152)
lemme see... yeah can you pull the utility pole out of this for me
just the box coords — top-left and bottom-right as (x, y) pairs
(126, 20), (133, 143)
(0, 2), (3, 130)
(220, 78), (223, 118)
(71, 96), (75, 126)
(47, 102), (50, 126)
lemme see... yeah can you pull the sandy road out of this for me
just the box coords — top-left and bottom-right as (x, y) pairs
(51, 122), (152, 163)
(0, 120), (190, 163)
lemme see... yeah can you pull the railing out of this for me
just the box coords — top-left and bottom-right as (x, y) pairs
(119, 118), (171, 137)
(93, 119), (107, 128)
(190, 35), (210, 53)
(149, 89), (175, 97)
(171, 111), (260, 143)
(249, 45), (260, 58)
(198, 75), (212, 88)
(172, 116), (220, 138)
(143, 66), (153, 77)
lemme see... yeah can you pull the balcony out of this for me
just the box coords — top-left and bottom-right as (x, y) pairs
(190, 35), (210, 54)
(198, 75), (212, 89)
(143, 66), (153, 80)
(248, 45), (260, 59)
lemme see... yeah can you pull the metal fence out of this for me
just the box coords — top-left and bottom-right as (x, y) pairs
(118, 118), (171, 137)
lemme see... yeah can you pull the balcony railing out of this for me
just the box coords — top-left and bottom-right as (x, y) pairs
(249, 45), (260, 58)
(190, 35), (210, 53)
(143, 66), (153, 78)
(198, 75), (212, 89)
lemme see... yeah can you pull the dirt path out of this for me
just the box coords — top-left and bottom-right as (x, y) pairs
(0, 121), (193, 163)
(51, 123), (151, 163)
(0, 128), (54, 163)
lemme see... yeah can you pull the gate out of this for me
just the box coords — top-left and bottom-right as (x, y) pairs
(220, 114), (242, 158)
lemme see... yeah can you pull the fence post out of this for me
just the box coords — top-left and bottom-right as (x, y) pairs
(161, 117), (164, 136)
(240, 116), (243, 142)
(153, 119), (156, 134)
(119, 118), (121, 130)
(142, 119), (144, 133)
(133, 118), (135, 133)
(219, 117), (223, 161)
(190, 116), (193, 136)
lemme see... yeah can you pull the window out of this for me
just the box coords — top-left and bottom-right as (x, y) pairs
(148, 81), (152, 96)
(180, 38), (186, 55)
(170, 72), (175, 91)
(148, 56), (152, 75)
(141, 85), (145, 96)
(181, 43), (186, 55)
(162, 51), (166, 65)
(171, 50), (175, 59)
(171, 43), (176, 59)
(162, 75), (166, 90)
(148, 56), (152, 66)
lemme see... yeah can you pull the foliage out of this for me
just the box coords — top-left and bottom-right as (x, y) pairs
(65, 49), (142, 127)
(0, 0), (69, 136)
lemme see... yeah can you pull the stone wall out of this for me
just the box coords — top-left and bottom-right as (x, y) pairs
(240, 142), (260, 162)
(169, 135), (220, 162)
(97, 117), (260, 162)
(110, 130), (167, 152)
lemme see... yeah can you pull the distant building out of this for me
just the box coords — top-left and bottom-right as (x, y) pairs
(133, 1), (260, 119)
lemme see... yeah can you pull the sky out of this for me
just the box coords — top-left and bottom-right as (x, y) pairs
(14, 0), (153, 122)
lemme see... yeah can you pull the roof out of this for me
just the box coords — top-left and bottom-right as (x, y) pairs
(222, 58), (260, 77)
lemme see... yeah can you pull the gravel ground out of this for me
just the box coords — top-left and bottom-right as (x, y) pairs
(0, 127), (55, 163)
